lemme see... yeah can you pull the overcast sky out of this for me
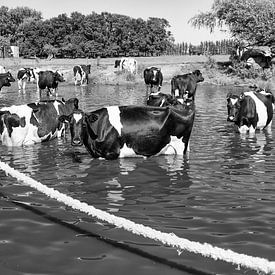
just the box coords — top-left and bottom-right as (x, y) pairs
(1, 0), (230, 44)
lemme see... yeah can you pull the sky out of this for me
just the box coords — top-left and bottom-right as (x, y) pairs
(1, 0), (230, 45)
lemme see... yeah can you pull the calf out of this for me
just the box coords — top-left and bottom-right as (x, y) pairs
(73, 65), (91, 86)
(143, 67), (163, 93)
(59, 103), (195, 159)
(0, 72), (15, 91)
(226, 91), (274, 133)
(17, 68), (36, 93)
(0, 98), (78, 146)
(38, 70), (65, 97)
(114, 58), (138, 74)
(171, 70), (204, 100)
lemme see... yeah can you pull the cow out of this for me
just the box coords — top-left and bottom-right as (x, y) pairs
(17, 68), (36, 93)
(114, 58), (138, 74)
(0, 72), (16, 91)
(226, 90), (274, 133)
(0, 97), (78, 147)
(171, 70), (204, 101)
(59, 103), (195, 160)
(73, 65), (91, 86)
(143, 67), (163, 93)
(38, 70), (65, 98)
(147, 92), (185, 107)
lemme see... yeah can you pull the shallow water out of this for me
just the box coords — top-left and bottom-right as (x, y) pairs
(0, 80), (275, 275)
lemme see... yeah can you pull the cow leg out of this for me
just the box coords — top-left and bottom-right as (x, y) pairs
(18, 79), (22, 92)
(22, 79), (27, 94)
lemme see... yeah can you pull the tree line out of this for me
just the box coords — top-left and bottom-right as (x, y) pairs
(0, 6), (236, 59)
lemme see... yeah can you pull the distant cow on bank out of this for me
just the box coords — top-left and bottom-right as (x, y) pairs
(143, 67), (163, 93)
(171, 70), (204, 101)
(73, 65), (91, 86)
(226, 90), (274, 133)
(38, 70), (65, 97)
(0, 72), (15, 91)
(114, 58), (138, 74)
(59, 103), (195, 159)
(17, 68), (36, 93)
(0, 97), (78, 146)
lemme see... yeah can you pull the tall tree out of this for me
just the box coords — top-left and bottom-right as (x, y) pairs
(189, 0), (275, 47)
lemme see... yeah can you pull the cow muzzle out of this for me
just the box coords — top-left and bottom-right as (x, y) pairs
(72, 138), (83, 146)
(227, 116), (236, 122)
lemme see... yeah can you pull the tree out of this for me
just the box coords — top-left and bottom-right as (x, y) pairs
(189, 0), (275, 47)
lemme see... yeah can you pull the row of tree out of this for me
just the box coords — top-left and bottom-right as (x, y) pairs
(0, 6), (175, 58)
(1, 0), (274, 59)
(170, 40), (235, 56)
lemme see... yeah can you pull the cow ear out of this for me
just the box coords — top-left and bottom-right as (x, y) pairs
(87, 113), (98, 123)
(226, 92), (232, 99)
(239, 93), (245, 101)
(59, 115), (69, 123)
(74, 98), (79, 110)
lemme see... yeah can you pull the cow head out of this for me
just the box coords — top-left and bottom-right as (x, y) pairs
(59, 109), (98, 146)
(0, 111), (26, 139)
(1, 72), (15, 87)
(192, 70), (204, 83)
(114, 60), (121, 68)
(54, 71), (65, 82)
(85, 65), (91, 74)
(226, 92), (241, 122)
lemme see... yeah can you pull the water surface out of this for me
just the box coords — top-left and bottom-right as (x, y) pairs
(0, 80), (275, 275)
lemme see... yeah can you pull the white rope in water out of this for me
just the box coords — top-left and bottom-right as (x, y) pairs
(1, 160), (275, 275)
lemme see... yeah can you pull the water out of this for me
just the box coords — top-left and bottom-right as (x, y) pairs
(0, 81), (275, 275)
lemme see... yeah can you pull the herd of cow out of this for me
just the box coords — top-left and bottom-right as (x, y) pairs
(0, 58), (274, 160)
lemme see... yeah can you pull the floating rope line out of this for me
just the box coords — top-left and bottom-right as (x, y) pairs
(1, 160), (275, 275)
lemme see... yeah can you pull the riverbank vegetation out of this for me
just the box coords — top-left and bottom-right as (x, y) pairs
(0, 0), (274, 89)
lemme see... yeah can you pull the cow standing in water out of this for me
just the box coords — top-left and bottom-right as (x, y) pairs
(0, 98), (78, 146)
(171, 70), (204, 101)
(143, 67), (163, 93)
(114, 58), (138, 74)
(38, 70), (65, 98)
(73, 65), (91, 86)
(227, 90), (274, 133)
(59, 103), (195, 160)
(17, 68), (36, 93)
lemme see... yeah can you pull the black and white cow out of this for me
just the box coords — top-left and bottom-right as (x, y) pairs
(0, 72), (16, 91)
(17, 68), (36, 93)
(38, 70), (65, 97)
(59, 103), (195, 160)
(226, 90), (274, 133)
(73, 65), (91, 86)
(171, 70), (204, 101)
(0, 98), (78, 146)
(143, 67), (163, 93)
(114, 58), (138, 74)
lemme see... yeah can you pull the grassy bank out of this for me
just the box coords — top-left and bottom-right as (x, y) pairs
(1, 55), (274, 90)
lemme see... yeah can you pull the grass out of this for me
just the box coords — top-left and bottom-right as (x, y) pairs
(1, 55), (274, 89)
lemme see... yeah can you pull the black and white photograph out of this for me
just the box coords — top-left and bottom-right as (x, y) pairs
(0, 0), (275, 274)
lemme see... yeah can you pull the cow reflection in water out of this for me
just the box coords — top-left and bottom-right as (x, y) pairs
(223, 130), (272, 174)
(69, 155), (193, 213)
